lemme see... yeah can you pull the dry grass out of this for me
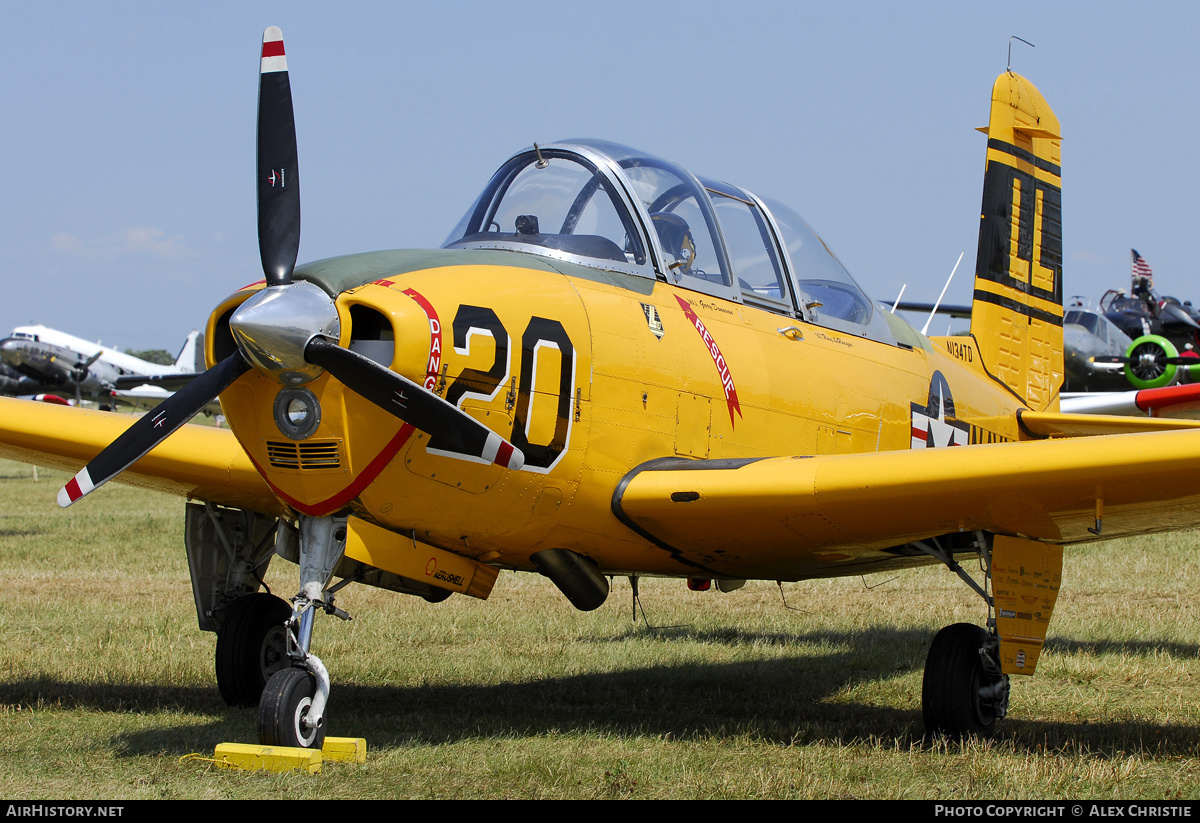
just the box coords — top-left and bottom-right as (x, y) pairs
(1, 460), (1198, 799)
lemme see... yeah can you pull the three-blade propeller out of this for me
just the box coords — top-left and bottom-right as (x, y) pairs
(59, 27), (523, 508)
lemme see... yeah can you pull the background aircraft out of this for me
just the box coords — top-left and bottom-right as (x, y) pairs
(895, 295), (1199, 400)
(1085, 251), (1200, 389)
(0, 362), (22, 396)
(1061, 301), (1134, 392)
(7, 30), (1200, 750)
(0, 324), (204, 408)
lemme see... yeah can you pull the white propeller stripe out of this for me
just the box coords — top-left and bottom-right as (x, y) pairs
(57, 466), (95, 508)
(261, 26), (287, 74)
(481, 432), (500, 464)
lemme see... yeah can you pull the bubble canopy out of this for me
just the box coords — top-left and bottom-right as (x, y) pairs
(445, 140), (910, 346)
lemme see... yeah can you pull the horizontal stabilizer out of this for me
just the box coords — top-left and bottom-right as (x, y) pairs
(1017, 410), (1200, 437)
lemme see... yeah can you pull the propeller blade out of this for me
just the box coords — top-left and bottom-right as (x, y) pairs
(70, 349), (104, 380)
(57, 354), (250, 507)
(257, 26), (300, 288)
(304, 337), (525, 470)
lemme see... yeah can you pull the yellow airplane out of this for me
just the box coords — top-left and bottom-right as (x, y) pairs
(3, 27), (1200, 747)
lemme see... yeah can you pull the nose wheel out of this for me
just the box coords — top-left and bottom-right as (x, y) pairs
(259, 667), (327, 749)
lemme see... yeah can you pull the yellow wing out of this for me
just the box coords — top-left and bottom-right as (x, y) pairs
(0, 397), (282, 515)
(613, 429), (1200, 581)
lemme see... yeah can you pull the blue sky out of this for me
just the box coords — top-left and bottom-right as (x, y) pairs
(2, 1), (1197, 349)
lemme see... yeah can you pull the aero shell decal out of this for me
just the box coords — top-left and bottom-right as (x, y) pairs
(674, 295), (742, 427)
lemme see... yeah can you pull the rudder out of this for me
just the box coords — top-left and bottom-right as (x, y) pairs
(969, 72), (1064, 412)
(174, 330), (204, 373)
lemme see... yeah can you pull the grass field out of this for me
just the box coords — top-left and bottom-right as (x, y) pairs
(1, 458), (1198, 799)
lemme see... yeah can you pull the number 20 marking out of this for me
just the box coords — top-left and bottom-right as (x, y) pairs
(428, 306), (576, 474)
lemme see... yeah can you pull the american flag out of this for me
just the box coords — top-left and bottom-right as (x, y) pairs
(1131, 249), (1154, 282)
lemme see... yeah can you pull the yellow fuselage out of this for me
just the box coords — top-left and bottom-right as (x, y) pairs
(211, 252), (1025, 581)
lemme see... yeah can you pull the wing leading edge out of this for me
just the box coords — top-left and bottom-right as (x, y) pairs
(0, 397), (281, 515)
(612, 430), (1200, 581)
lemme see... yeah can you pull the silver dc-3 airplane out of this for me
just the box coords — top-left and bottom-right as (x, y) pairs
(0, 324), (203, 409)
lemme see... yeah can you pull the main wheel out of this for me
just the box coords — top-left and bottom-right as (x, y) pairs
(215, 593), (292, 707)
(1124, 335), (1178, 389)
(922, 623), (1004, 740)
(258, 667), (326, 749)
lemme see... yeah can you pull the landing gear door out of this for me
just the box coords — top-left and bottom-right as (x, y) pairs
(992, 534), (1063, 676)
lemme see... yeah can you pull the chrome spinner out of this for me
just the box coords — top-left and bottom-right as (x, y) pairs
(229, 281), (341, 385)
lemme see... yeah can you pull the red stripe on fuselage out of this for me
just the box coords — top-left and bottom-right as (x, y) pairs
(249, 423), (415, 517)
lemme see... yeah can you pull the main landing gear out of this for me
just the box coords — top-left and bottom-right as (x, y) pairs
(912, 532), (1010, 740)
(215, 592), (291, 707)
(922, 622), (1007, 739)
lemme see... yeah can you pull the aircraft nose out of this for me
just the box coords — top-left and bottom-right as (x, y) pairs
(228, 281), (341, 385)
(0, 339), (27, 366)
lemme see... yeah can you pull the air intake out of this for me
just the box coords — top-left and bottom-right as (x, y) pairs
(265, 440), (342, 471)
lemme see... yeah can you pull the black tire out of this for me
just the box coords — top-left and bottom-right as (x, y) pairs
(215, 593), (292, 707)
(258, 668), (327, 749)
(922, 623), (1002, 740)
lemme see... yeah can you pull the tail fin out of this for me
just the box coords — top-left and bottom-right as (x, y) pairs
(173, 330), (204, 373)
(969, 72), (1064, 411)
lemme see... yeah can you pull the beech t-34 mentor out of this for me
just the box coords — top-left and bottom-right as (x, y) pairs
(6, 27), (1200, 746)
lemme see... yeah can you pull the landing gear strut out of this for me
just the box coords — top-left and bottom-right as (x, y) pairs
(913, 531), (1010, 740)
(257, 514), (350, 749)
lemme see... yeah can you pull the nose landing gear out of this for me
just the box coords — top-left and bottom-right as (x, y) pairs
(259, 665), (328, 749)
(256, 514), (349, 749)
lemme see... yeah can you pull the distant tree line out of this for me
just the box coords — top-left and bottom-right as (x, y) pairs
(124, 348), (174, 366)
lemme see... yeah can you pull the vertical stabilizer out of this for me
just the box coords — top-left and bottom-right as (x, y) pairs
(174, 330), (204, 373)
(970, 72), (1064, 411)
